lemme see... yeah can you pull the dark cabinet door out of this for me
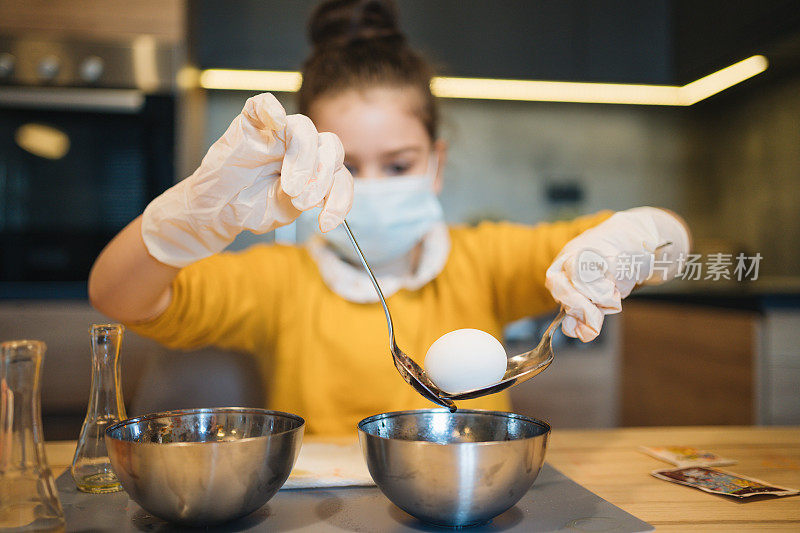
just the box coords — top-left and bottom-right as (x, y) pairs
(190, 0), (673, 84)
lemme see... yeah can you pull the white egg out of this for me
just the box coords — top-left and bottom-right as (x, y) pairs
(424, 329), (508, 395)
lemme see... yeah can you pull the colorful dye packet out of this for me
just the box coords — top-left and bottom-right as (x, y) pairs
(652, 466), (800, 498)
(639, 445), (736, 467)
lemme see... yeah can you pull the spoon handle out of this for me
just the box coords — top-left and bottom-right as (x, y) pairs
(341, 221), (395, 340)
(544, 308), (566, 342)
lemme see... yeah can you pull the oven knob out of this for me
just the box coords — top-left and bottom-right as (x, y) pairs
(0, 53), (14, 79)
(79, 56), (104, 83)
(37, 55), (61, 81)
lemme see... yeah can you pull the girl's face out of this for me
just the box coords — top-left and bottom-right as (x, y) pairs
(309, 87), (446, 190)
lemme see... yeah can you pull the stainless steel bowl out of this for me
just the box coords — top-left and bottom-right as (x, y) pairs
(358, 409), (550, 527)
(105, 407), (304, 526)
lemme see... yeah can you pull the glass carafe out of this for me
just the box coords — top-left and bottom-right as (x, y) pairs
(0, 340), (65, 531)
(70, 324), (126, 493)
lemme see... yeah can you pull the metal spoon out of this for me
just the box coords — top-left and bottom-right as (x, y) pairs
(443, 309), (563, 400)
(341, 221), (563, 409)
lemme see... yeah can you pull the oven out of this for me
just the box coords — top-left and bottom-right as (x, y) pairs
(0, 35), (179, 297)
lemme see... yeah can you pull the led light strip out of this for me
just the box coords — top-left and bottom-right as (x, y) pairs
(199, 69), (303, 92)
(197, 55), (768, 106)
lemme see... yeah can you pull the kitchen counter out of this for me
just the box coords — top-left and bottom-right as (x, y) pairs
(42, 426), (800, 531)
(631, 276), (800, 311)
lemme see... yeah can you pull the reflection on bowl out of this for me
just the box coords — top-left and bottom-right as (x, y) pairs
(105, 407), (304, 526)
(358, 408), (550, 527)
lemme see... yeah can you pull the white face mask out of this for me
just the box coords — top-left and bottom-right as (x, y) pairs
(299, 157), (444, 267)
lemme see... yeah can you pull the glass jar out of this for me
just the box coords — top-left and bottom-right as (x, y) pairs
(71, 324), (127, 493)
(0, 339), (65, 530)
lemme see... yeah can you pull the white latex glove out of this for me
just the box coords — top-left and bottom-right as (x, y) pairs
(142, 93), (353, 267)
(545, 207), (690, 342)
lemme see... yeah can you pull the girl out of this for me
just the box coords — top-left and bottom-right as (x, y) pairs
(89, 0), (690, 435)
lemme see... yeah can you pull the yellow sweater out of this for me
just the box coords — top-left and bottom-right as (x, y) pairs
(129, 213), (610, 435)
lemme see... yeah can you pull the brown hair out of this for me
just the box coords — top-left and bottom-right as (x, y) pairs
(298, 0), (439, 139)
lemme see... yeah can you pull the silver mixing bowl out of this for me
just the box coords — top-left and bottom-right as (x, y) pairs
(105, 407), (304, 525)
(358, 409), (550, 527)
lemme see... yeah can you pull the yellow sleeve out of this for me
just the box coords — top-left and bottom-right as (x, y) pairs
(476, 211), (613, 324)
(126, 244), (298, 353)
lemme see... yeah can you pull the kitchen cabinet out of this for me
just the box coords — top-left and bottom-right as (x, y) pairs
(621, 298), (800, 426)
(191, 0), (673, 83)
(621, 300), (757, 426)
(190, 0), (800, 85)
(0, 0), (185, 42)
(0, 301), (263, 440)
(672, 0), (800, 83)
(759, 309), (800, 424)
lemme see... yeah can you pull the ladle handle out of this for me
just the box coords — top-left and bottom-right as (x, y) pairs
(546, 308), (566, 338)
(341, 221), (395, 340)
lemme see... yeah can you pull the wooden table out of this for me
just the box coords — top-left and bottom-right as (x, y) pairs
(45, 426), (800, 531)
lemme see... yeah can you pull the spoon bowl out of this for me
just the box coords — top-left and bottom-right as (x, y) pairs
(440, 309), (563, 400)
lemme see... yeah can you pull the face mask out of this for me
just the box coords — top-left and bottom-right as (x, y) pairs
(298, 158), (444, 267)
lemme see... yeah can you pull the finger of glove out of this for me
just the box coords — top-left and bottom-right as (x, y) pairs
(318, 165), (354, 233)
(606, 252), (648, 298)
(547, 252), (622, 314)
(291, 132), (340, 212)
(562, 255), (623, 313)
(281, 115), (319, 198)
(546, 268), (604, 335)
(241, 93), (288, 134)
(198, 96), (286, 186)
(561, 315), (602, 342)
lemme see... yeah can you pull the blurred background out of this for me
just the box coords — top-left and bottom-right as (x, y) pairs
(1, 0), (798, 439)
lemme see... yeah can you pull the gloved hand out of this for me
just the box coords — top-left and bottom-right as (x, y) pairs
(141, 93), (353, 267)
(545, 207), (690, 342)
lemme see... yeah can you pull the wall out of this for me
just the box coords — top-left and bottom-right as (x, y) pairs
(684, 74), (800, 276)
(437, 99), (689, 224)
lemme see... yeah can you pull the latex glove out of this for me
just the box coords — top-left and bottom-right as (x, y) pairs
(142, 93), (353, 267)
(545, 207), (690, 342)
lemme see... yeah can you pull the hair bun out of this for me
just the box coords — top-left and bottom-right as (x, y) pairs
(309, 0), (404, 50)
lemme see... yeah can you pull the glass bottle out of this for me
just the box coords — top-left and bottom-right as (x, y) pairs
(71, 324), (127, 493)
(0, 340), (65, 531)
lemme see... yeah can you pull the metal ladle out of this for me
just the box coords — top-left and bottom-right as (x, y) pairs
(342, 221), (563, 411)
